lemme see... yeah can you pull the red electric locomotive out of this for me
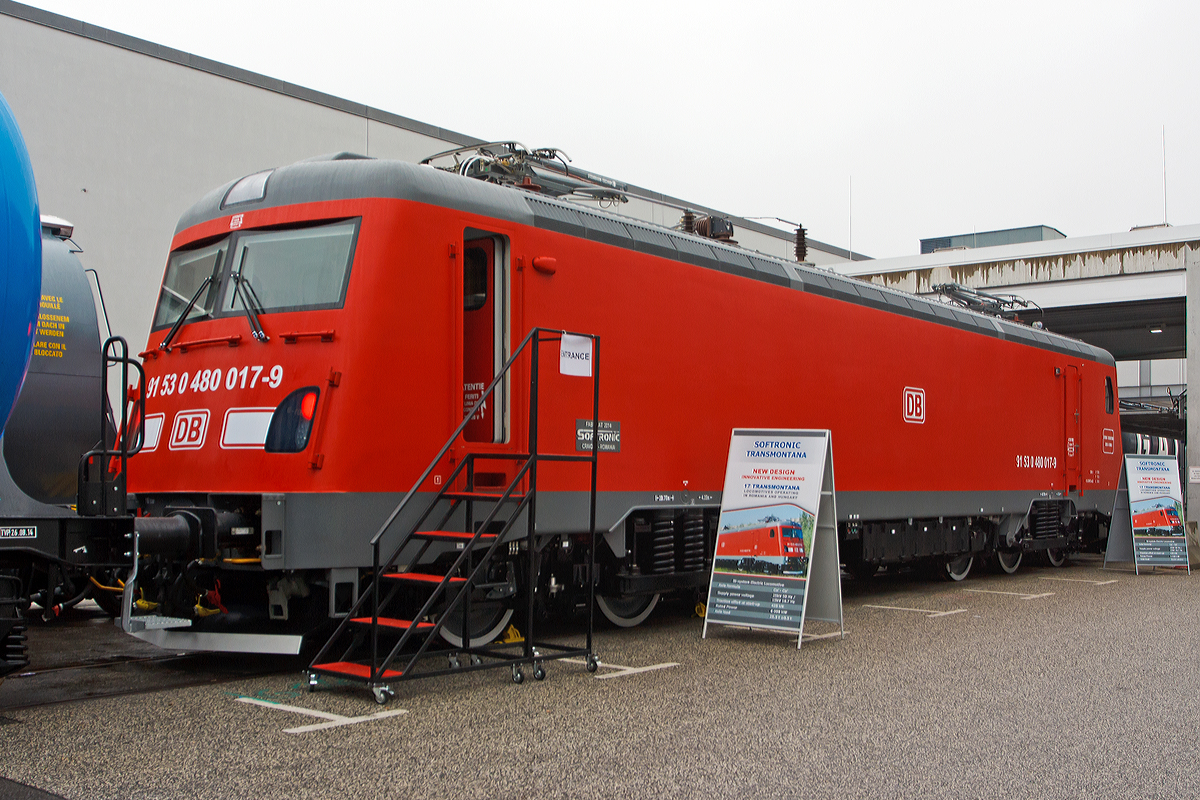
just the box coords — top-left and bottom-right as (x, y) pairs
(121, 145), (1122, 653)
(714, 523), (807, 576)
(1131, 505), (1183, 535)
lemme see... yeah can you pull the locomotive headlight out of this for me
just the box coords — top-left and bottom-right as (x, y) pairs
(264, 386), (321, 453)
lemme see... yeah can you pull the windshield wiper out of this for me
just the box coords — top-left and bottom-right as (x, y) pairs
(159, 276), (213, 352)
(229, 250), (269, 342)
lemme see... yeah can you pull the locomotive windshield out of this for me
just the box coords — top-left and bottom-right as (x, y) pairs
(152, 219), (358, 330)
(222, 221), (356, 314)
(152, 240), (226, 329)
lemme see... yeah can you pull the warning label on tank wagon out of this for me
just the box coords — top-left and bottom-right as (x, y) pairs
(576, 420), (620, 452)
(33, 295), (70, 359)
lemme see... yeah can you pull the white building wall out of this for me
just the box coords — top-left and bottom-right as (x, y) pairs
(0, 6), (846, 350)
(1117, 358), (1187, 399)
(0, 13), (468, 347)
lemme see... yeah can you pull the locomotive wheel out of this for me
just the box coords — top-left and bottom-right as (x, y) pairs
(996, 549), (1023, 574)
(595, 593), (659, 628)
(437, 601), (514, 648)
(1045, 548), (1068, 568)
(944, 555), (973, 582)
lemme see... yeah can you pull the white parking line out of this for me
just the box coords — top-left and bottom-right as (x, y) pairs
(964, 589), (1055, 601)
(1039, 576), (1119, 585)
(562, 658), (679, 679)
(236, 696), (407, 734)
(863, 604), (967, 618)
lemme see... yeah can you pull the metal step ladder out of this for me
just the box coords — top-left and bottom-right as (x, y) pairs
(306, 328), (602, 703)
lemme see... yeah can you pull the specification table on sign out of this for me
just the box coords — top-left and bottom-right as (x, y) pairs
(708, 573), (807, 630)
(1134, 537), (1187, 563)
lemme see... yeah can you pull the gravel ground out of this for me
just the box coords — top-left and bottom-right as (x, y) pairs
(0, 555), (1197, 799)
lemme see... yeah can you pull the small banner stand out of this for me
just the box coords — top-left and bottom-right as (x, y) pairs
(1119, 455), (1189, 575)
(702, 429), (844, 650)
(1103, 465), (1133, 569)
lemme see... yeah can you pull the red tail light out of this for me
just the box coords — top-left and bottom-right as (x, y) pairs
(264, 386), (320, 453)
(300, 391), (318, 421)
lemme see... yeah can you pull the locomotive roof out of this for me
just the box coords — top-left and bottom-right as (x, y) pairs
(177, 156), (1115, 368)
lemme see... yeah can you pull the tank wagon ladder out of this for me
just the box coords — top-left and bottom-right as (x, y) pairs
(307, 328), (601, 703)
(78, 337), (146, 518)
(1, 336), (144, 677)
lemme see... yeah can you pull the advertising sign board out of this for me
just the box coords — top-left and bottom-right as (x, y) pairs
(1124, 456), (1188, 573)
(703, 429), (842, 648)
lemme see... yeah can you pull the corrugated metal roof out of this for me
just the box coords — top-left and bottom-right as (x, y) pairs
(847, 224), (1200, 278)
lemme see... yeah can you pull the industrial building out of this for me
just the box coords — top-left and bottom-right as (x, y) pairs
(0, 1), (853, 351)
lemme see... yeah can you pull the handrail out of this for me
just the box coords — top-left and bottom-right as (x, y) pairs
(306, 450), (530, 674)
(367, 326), (600, 598)
(176, 334), (242, 351)
(281, 329), (335, 343)
(376, 456), (536, 674)
(311, 326), (545, 674)
(368, 325), (539, 549)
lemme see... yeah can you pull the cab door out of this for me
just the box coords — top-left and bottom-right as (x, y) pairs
(1064, 364), (1081, 493)
(462, 236), (506, 443)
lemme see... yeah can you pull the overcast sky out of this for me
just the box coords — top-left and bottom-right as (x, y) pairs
(20, 0), (1200, 258)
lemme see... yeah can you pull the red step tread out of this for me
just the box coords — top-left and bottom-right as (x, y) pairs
(383, 572), (466, 584)
(311, 661), (403, 680)
(416, 531), (497, 542)
(349, 616), (434, 631)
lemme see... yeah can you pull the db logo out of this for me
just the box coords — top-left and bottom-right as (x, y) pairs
(1102, 428), (1115, 455)
(903, 387), (925, 424)
(169, 409), (210, 450)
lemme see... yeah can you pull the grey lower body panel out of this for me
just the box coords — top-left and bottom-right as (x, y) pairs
(837, 489), (1118, 521)
(265, 487), (1117, 571)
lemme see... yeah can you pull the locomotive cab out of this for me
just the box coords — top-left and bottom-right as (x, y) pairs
(127, 167), (532, 651)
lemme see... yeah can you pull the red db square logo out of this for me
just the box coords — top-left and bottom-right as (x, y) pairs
(903, 387), (925, 424)
(169, 409), (210, 450)
(1102, 428), (1115, 455)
